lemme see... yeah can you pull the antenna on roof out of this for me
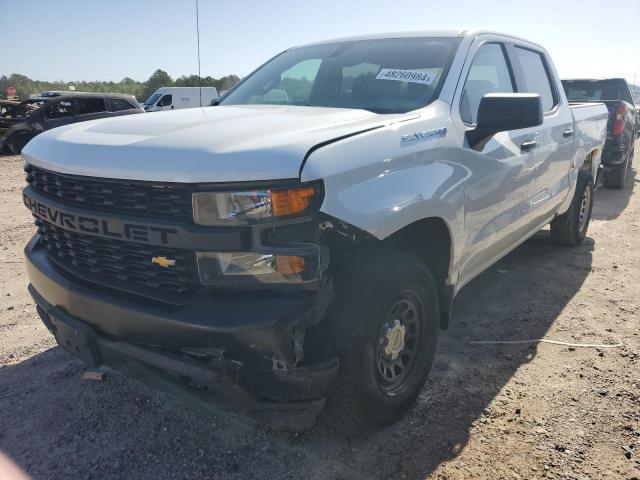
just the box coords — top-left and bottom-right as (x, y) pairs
(195, 0), (202, 107)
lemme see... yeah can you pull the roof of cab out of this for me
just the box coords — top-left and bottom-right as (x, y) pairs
(297, 29), (547, 51)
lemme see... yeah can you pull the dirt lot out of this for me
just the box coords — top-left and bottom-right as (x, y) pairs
(0, 152), (638, 480)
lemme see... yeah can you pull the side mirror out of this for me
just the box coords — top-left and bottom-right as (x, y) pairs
(466, 93), (543, 150)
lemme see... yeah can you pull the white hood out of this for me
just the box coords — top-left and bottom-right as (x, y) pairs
(22, 105), (401, 183)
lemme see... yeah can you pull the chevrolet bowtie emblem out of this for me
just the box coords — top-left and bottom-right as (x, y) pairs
(151, 256), (176, 268)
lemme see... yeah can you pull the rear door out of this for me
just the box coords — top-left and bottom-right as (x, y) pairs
(453, 39), (539, 282)
(509, 45), (574, 216)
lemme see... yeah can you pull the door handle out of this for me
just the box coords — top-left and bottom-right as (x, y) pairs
(520, 139), (538, 152)
(563, 128), (575, 138)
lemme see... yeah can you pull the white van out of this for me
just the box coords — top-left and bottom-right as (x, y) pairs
(142, 87), (219, 111)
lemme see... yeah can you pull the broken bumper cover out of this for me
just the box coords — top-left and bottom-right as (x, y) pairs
(25, 236), (338, 429)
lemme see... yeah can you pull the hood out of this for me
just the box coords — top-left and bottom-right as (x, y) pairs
(22, 105), (405, 183)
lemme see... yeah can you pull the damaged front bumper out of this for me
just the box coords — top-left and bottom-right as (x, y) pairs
(25, 236), (338, 430)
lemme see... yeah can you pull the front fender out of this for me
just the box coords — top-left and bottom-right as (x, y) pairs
(300, 105), (466, 279)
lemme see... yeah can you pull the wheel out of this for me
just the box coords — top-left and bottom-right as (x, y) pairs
(8, 132), (33, 155)
(604, 150), (629, 189)
(324, 248), (439, 430)
(550, 170), (594, 246)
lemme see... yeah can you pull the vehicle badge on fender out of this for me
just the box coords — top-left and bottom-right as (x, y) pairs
(401, 127), (447, 144)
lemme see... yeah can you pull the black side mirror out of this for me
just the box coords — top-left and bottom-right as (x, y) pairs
(466, 93), (543, 151)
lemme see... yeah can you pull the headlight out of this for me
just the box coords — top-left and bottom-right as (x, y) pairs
(196, 245), (320, 286)
(192, 183), (322, 225)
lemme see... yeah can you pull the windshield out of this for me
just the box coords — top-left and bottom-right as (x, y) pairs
(562, 79), (634, 104)
(221, 37), (460, 114)
(143, 93), (162, 106)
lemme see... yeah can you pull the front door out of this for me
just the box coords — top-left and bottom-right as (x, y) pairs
(453, 41), (539, 284)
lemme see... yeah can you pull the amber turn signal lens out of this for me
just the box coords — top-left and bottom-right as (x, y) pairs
(270, 185), (317, 217)
(274, 255), (305, 275)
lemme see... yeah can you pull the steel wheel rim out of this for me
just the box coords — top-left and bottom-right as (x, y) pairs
(578, 185), (591, 233)
(374, 291), (422, 394)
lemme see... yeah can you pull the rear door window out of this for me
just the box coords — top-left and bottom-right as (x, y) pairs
(76, 97), (107, 115)
(109, 98), (135, 111)
(460, 43), (515, 124)
(513, 48), (556, 112)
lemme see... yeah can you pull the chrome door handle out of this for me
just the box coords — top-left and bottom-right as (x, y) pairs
(563, 128), (575, 138)
(521, 139), (538, 152)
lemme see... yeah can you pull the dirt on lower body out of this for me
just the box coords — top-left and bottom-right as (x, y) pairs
(0, 152), (638, 480)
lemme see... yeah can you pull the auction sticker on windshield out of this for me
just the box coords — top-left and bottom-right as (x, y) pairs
(376, 69), (434, 85)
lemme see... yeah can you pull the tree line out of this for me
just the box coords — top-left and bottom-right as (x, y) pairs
(0, 70), (241, 102)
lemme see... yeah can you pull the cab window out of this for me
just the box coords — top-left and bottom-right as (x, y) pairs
(514, 47), (556, 112)
(109, 98), (135, 111)
(45, 100), (75, 119)
(460, 43), (515, 124)
(76, 97), (107, 115)
(157, 94), (172, 107)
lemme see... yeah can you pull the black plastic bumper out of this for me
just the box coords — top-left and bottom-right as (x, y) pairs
(25, 235), (338, 429)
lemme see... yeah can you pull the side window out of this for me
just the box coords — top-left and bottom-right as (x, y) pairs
(157, 94), (172, 107)
(109, 98), (135, 111)
(77, 97), (107, 115)
(514, 47), (556, 112)
(249, 59), (322, 105)
(45, 100), (75, 119)
(461, 44), (514, 124)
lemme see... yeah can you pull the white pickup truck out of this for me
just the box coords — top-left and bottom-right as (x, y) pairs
(22, 30), (607, 430)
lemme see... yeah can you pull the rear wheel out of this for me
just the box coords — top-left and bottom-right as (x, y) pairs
(604, 150), (629, 189)
(324, 249), (439, 430)
(550, 170), (594, 246)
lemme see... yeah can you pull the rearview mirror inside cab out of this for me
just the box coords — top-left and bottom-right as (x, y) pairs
(467, 93), (543, 151)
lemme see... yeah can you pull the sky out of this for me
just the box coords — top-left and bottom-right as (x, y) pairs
(1, 0), (639, 84)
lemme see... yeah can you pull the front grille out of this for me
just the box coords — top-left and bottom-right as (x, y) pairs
(25, 164), (193, 222)
(36, 220), (200, 301)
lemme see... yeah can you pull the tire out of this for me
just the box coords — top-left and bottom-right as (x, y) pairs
(604, 151), (629, 189)
(550, 170), (594, 246)
(8, 132), (33, 155)
(323, 248), (439, 430)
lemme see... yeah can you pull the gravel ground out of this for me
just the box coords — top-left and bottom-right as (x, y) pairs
(0, 151), (638, 480)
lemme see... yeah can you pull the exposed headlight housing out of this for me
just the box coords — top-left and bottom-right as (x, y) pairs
(196, 245), (320, 286)
(192, 183), (323, 226)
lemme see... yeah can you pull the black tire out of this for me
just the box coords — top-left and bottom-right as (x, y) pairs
(604, 151), (629, 189)
(323, 248), (439, 430)
(550, 170), (594, 246)
(8, 132), (32, 155)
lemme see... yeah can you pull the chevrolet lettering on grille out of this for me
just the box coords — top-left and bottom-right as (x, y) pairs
(23, 193), (178, 245)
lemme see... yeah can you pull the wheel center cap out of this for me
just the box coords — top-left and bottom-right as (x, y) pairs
(383, 319), (406, 360)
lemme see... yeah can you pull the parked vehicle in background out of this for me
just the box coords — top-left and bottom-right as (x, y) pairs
(562, 78), (638, 188)
(0, 93), (143, 154)
(22, 30), (607, 430)
(0, 100), (20, 116)
(143, 87), (219, 111)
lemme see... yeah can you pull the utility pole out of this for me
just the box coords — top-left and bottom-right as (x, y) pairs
(195, 0), (202, 106)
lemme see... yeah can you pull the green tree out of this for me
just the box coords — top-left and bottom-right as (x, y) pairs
(141, 69), (173, 100)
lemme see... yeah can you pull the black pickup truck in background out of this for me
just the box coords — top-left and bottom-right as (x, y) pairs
(562, 78), (638, 188)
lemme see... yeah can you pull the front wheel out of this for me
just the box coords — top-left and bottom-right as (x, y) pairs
(324, 249), (439, 429)
(8, 132), (34, 155)
(550, 170), (594, 246)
